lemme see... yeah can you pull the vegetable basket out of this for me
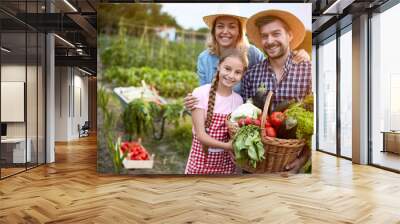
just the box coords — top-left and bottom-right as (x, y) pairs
(235, 91), (305, 173)
(226, 114), (239, 138)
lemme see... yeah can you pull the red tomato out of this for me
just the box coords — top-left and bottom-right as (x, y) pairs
(245, 117), (253, 125)
(130, 153), (136, 160)
(237, 118), (245, 127)
(270, 112), (285, 128)
(121, 146), (128, 154)
(265, 127), (277, 137)
(265, 119), (272, 128)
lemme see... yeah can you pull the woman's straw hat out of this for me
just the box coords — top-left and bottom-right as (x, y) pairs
(203, 6), (247, 31)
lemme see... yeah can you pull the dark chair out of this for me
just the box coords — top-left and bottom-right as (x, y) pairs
(79, 121), (90, 138)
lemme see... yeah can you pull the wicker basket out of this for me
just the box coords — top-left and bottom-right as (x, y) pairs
(238, 91), (305, 173)
(226, 114), (239, 138)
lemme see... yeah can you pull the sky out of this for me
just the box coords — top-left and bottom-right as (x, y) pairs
(160, 3), (312, 31)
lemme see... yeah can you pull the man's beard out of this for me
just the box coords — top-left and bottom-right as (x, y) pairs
(264, 42), (289, 59)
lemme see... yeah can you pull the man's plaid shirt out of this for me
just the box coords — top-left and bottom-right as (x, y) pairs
(241, 52), (312, 107)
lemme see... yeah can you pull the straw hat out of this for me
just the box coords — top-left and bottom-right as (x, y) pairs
(295, 30), (312, 57)
(203, 6), (247, 31)
(246, 10), (306, 51)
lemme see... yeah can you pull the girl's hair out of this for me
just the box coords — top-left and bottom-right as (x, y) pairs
(207, 17), (249, 57)
(204, 48), (249, 129)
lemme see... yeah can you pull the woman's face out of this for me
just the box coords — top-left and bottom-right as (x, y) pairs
(214, 16), (240, 49)
(218, 56), (245, 88)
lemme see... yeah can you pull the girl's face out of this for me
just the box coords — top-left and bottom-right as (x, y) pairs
(214, 16), (240, 49)
(218, 56), (245, 88)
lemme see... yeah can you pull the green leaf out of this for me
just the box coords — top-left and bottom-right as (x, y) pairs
(247, 144), (258, 161)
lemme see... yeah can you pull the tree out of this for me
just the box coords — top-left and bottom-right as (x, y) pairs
(98, 4), (181, 34)
(196, 27), (209, 34)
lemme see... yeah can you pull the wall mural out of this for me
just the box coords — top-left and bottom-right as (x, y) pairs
(97, 3), (313, 175)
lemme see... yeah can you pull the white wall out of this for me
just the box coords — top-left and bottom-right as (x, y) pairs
(55, 67), (89, 141)
(1, 65), (26, 139)
(1, 64), (46, 164)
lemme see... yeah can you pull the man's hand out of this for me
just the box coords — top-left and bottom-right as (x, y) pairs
(184, 93), (199, 111)
(284, 148), (310, 173)
(284, 157), (303, 174)
(292, 49), (310, 64)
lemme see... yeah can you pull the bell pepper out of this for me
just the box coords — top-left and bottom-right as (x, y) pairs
(270, 112), (285, 128)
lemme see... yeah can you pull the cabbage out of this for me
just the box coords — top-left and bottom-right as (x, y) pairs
(230, 101), (261, 122)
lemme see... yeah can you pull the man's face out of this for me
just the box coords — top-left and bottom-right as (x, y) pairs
(259, 20), (293, 59)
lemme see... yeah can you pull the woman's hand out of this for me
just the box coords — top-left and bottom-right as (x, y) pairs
(292, 49), (310, 64)
(184, 93), (199, 111)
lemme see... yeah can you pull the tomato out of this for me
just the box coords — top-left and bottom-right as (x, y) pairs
(265, 127), (277, 137)
(245, 117), (253, 125)
(265, 118), (272, 128)
(130, 153), (136, 160)
(121, 146), (128, 154)
(238, 118), (245, 127)
(123, 141), (149, 160)
(270, 112), (285, 128)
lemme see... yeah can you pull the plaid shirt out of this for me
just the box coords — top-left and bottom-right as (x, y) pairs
(241, 52), (312, 107)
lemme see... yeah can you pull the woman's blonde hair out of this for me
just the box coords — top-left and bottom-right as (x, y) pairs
(207, 16), (249, 57)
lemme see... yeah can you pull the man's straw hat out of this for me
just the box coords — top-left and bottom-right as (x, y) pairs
(246, 9), (306, 50)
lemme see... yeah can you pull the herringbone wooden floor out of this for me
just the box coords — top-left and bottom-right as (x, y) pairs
(1, 135), (400, 224)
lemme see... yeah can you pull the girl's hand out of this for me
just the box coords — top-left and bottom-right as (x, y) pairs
(184, 93), (199, 111)
(292, 49), (310, 64)
(225, 140), (235, 158)
(224, 140), (233, 151)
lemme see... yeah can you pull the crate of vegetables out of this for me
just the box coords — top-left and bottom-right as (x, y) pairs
(229, 90), (313, 173)
(120, 140), (155, 169)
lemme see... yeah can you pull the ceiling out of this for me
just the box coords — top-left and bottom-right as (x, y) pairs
(0, 0), (97, 74)
(0, 0), (396, 75)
